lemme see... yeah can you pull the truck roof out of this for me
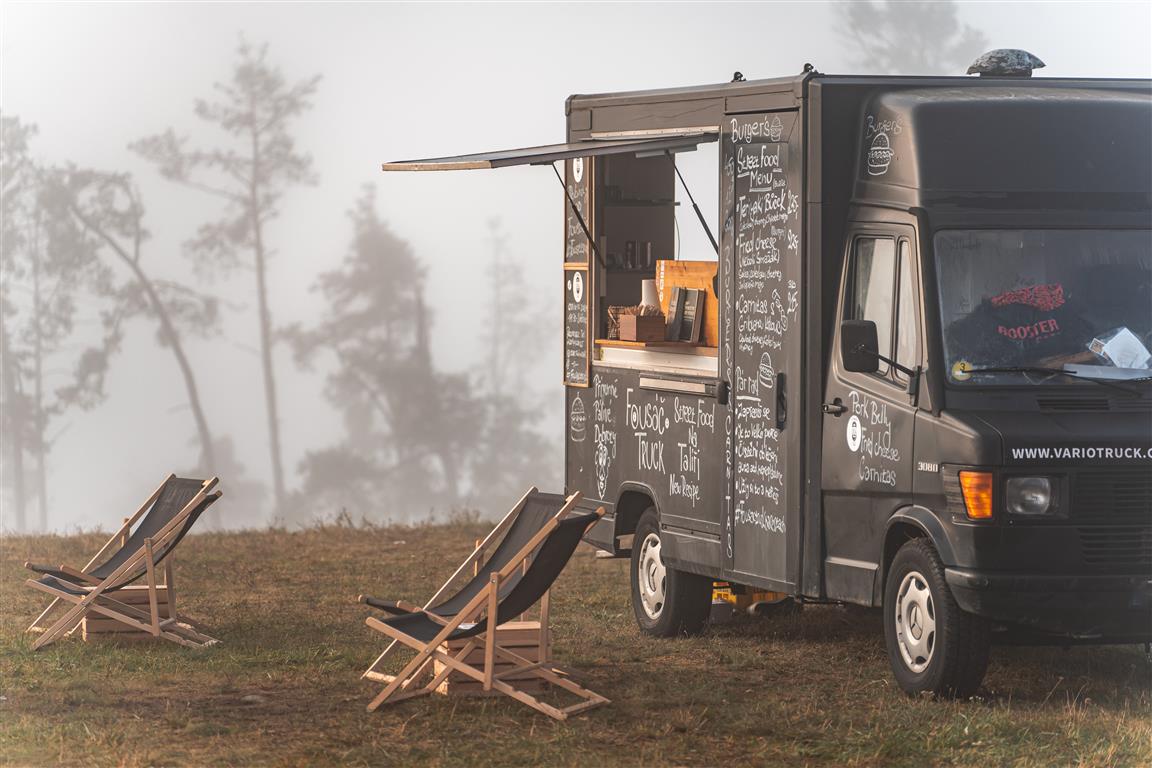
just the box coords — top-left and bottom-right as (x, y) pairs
(857, 85), (1151, 210)
(567, 73), (1151, 215)
(566, 72), (1151, 113)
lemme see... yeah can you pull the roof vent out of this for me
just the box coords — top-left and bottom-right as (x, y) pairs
(966, 49), (1045, 78)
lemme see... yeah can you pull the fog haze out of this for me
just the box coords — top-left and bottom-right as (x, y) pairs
(2, 1), (1150, 531)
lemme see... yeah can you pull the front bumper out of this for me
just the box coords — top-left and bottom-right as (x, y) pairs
(946, 568), (1152, 641)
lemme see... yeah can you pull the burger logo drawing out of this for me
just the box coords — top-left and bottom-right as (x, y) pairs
(757, 352), (775, 390)
(867, 132), (895, 176)
(569, 395), (586, 442)
(768, 115), (783, 142)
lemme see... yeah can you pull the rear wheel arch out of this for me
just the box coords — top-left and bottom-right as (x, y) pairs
(613, 484), (659, 554)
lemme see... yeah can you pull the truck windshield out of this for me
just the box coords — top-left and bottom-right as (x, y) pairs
(935, 230), (1152, 385)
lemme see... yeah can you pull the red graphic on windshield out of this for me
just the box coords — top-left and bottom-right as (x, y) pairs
(991, 283), (1065, 312)
(998, 318), (1060, 341)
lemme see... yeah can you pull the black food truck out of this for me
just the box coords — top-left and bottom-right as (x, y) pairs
(382, 52), (1152, 696)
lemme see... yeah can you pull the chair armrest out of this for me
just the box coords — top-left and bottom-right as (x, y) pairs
(58, 565), (101, 584)
(24, 562), (100, 584)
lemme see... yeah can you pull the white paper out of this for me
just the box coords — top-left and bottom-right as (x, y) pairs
(1100, 327), (1151, 369)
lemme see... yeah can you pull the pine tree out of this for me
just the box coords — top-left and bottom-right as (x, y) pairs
(132, 40), (320, 516)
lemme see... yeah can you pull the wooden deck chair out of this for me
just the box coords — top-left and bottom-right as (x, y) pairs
(363, 497), (609, 720)
(23, 474), (221, 650)
(359, 487), (572, 683)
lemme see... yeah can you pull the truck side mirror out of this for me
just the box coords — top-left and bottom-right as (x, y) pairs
(841, 320), (880, 373)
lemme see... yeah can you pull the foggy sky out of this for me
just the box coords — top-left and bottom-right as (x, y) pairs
(2, 1), (1150, 531)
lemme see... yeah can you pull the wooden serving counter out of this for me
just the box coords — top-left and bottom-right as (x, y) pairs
(594, 338), (718, 377)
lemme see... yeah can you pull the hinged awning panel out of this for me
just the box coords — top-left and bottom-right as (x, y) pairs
(382, 133), (717, 171)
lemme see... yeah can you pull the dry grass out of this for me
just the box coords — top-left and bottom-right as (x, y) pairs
(1, 522), (1150, 767)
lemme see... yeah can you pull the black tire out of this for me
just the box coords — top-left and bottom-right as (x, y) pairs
(630, 507), (712, 637)
(883, 537), (991, 698)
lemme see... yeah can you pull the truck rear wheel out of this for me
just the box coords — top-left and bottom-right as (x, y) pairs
(630, 508), (711, 637)
(884, 538), (991, 698)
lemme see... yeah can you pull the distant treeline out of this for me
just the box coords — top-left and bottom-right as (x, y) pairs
(1, 42), (554, 531)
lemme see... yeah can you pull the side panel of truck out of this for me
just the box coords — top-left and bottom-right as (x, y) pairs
(722, 109), (806, 590)
(566, 369), (725, 572)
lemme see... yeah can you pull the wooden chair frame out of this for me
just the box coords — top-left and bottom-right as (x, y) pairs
(24, 476), (221, 650)
(363, 492), (609, 720)
(361, 486), (541, 683)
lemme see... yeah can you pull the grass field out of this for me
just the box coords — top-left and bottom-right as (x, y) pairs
(2, 521), (1150, 767)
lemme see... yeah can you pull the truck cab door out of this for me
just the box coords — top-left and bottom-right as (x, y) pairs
(820, 224), (922, 605)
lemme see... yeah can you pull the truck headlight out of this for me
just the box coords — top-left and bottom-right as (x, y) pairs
(1006, 477), (1054, 516)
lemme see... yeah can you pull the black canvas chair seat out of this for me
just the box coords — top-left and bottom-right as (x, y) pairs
(27, 487), (216, 592)
(32, 575), (88, 598)
(371, 512), (597, 643)
(361, 491), (567, 618)
(362, 492), (610, 720)
(24, 474), (221, 650)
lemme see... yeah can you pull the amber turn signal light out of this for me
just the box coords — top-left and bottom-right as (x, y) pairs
(959, 471), (994, 520)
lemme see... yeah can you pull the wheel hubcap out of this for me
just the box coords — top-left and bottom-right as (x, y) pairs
(637, 532), (666, 620)
(895, 570), (936, 674)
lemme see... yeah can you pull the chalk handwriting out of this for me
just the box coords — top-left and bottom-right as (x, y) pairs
(729, 113), (799, 545)
(592, 374), (618, 497)
(847, 389), (901, 488)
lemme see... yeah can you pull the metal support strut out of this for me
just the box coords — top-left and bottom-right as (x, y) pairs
(551, 163), (605, 268)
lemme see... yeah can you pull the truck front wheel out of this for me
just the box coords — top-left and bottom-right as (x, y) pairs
(630, 508), (711, 637)
(883, 538), (991, 698)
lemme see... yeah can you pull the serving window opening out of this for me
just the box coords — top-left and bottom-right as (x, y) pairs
(379, 131), (720, 383)
(590, 139), (721, 377)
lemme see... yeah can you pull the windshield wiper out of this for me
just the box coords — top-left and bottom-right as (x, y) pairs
(961, 366), (1147, 396)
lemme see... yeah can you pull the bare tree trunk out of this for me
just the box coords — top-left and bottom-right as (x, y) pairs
(253, 234), (285, 515)
(31, 207), (49, 532)
(0, 325), (27, 531)
(69, 204), (221, 527)
(411, 289), (459, 503)
(249, 129), (287, 516)
(490, 226), (502, 396)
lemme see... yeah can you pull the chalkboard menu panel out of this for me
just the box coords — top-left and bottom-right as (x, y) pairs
(564, 264), (591, 387)
(565, 157), (593, 263)
(722, 110), (803, 586)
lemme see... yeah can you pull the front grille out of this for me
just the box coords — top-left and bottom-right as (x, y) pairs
(1037, 396), (1109, 412)
(1035, 397), (1151, 413)
(1071, 467), (1152, 525)
(1078, 526), (1152, 567)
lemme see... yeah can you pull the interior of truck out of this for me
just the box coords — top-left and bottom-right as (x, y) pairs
(591, 143), (720, 377)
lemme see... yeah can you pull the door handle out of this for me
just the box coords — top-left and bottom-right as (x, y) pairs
(775, 372), (787, 430)
(822, 399), (846, 416)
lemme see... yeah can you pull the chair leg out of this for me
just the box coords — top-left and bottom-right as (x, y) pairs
(362, 639), (400, 680)
(26, 597), (61, 633)
(164, 557), (178, 622)
(144, 539), (161, 637)
(486, 642), (610, 718)
(365, 617), (473, 712)
(484, 573), (499, 691)
(31, 596), (93, 650)
(425, 640), (571, 720)
(26, 580), (218, 650)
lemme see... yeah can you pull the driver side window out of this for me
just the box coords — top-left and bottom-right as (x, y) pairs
(848, 235), (919, 382)
(849, 237), (897, 376)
